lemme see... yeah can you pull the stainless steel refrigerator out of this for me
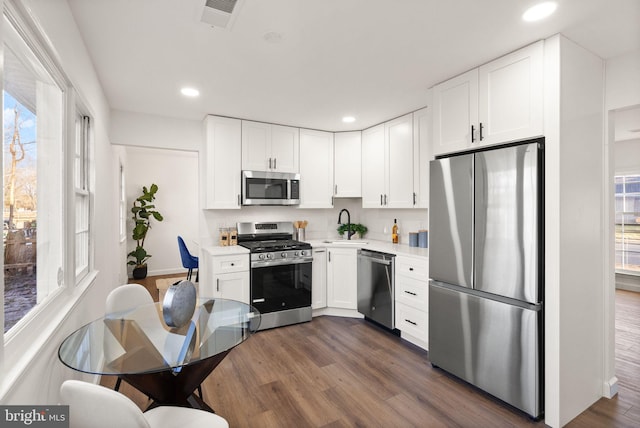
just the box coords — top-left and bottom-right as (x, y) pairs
(428, 140), (543, 418)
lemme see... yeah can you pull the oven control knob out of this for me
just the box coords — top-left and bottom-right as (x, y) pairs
(281, 252), (287, 258)
(266, 253), (273, 259)
(258, 254), (266, 260)
(299, 250), (306, 256)
(294, 251), (299, 256)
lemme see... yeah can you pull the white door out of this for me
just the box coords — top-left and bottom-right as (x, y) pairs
(386, 113), (414, 208)
(334, 131), (362, 198)
(204, 116), (242, 209)
(478, 41), (544, 146)
(432, 68), (479, 156)
(270, 124), (299, 172)
(326, 248), (357, 309)
(299, 129), (333, 208)
(361, 124), (386, 208)
(241, 120), (271, 171)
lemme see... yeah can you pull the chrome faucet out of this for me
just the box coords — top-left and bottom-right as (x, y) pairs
(338, 208), (355, 240)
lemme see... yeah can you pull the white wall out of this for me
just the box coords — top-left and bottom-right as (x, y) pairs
(124, 146), (199, 276)
(111, 109), (201, 151)
(543, 35), (605, 427)
(606, 50), (640, 111)
(1, 0), (120, 404)
(614, 138), (640, 174)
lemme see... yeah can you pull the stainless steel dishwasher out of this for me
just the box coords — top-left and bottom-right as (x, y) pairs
(357, 249), (395, 329)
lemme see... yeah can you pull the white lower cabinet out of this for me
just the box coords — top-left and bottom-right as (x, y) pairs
(201, 250), (250, 304)
(326, 248), (357, 310)
(312, 248), (327, 309)
(394, 254), (429, 349)
(212, 271), (249, 304)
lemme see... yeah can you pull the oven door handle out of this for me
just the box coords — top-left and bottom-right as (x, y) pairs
(251, 257), (313, 268)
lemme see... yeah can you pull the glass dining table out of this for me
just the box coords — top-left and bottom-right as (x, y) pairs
(58, 298), (261, 412)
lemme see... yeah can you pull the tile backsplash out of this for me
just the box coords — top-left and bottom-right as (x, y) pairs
(201, 198), (427, 246)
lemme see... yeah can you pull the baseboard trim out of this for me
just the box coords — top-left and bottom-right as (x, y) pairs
(604, 376), (619, 398)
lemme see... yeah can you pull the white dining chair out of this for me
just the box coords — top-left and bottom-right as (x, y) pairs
(105, 283), (155, 392)
(60, 380), (229, 428)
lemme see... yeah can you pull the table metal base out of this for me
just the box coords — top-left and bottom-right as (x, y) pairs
(119, 350), (230, 412)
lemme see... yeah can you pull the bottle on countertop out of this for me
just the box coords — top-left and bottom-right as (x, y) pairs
(392, 219), (398, 244)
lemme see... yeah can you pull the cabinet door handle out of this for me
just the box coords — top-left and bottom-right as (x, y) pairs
(273, 158), (277, 169)
(479, 122), (484, 141)
(471, 125), (476, 143)
(335, 184), (338, 195)
(380, 194), (383, 206)
(413, 192), (416, 205)
(409, 267), (414, 271)
(405, 291), (417, 296)
(384, 194), (387, 205)
(328, 251), (331, 262)
(405, 319), (417, 326)
(216, 278), (220, 292)
(231, 263), (235, 266)
(268, 158), (272, 169)
(238, 194), (241, 206)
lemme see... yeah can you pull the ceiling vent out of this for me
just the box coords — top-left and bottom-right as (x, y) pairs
(200, 0), (244, 29)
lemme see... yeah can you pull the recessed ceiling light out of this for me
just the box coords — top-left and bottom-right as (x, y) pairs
(342, 116), (356, 123)
(180, 87), (200, 97)
(522, 2), (557, 22)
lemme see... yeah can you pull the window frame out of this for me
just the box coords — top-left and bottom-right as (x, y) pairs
(2, 0), (95, 346)
(614, 173), (640, 276)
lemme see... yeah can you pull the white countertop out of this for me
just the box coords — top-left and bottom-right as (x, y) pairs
(307, 239), (428, 259)
(203, 239), (428, 259)
(202, 245), (249, 256)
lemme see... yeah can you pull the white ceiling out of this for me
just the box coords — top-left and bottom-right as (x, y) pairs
(67, 0), (640, 133)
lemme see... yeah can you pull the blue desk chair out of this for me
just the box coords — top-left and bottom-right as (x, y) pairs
(177, 236), (199, 282)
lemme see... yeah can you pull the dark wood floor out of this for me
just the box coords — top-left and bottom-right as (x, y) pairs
(111, 277), (640, 427)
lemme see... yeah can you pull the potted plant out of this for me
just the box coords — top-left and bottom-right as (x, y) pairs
(127, 184), (164, 279)
(337, 223), (368, 239)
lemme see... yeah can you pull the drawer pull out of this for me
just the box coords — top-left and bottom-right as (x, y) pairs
(405, 319), (417, 326)
(404, 291), (417, 296)
(409, 267), (414, 271)
(231, 263), (235, 266)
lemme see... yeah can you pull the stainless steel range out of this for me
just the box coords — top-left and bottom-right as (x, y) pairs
(237, 221), (312, 330)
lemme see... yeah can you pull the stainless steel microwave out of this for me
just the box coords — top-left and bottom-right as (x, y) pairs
(241, 170), (300, 206)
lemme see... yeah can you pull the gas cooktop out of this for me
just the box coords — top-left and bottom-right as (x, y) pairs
(239, 239), (311, 253)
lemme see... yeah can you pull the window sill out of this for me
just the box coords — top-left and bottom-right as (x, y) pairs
(1, 270), (99, 399)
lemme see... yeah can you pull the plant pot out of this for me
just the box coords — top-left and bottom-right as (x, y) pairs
(132, 264), (148, 279)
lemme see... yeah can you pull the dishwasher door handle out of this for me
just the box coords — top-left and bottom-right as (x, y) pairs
(358, 255), (392, 266)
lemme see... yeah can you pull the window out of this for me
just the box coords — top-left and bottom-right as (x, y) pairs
(615, 174), (640, 275)
(3, 5), (94, 335)
(3, 13), (65, 332)
(75, 114), (90, 280)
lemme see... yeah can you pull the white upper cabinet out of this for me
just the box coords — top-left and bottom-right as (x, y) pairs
(334, 131), (362, 198)
(362, 114), (414, 208)
(478, 41), (544, 145)
(432, 41), (544, 155)
(413, 107), (430, 208)
(203, 115), (242, 209)
(361, 124), (386, 208)
(386, 114), (415, 208)
(241, 120), (299, 172)
(270, 124), (300, 172)
(299, 128), (334, 208)
(432, 69), (479, 155)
